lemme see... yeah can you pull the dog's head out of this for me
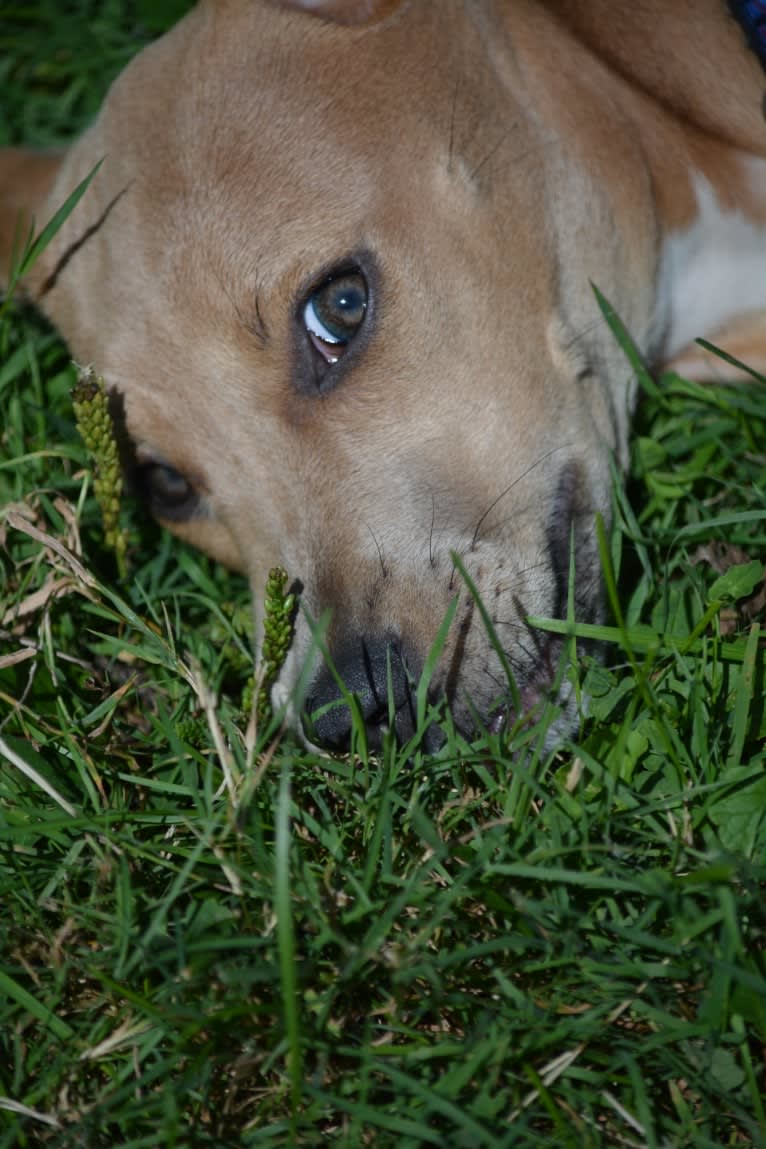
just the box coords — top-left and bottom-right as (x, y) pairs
(0, 0), (662, 747)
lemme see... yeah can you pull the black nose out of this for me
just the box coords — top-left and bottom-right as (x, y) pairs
(304, 636), (418, 752)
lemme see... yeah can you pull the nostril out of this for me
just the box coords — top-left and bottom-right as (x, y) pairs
(304, 635), (416, 751)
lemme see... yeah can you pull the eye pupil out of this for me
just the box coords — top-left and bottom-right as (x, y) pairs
(322, 283), (364, 328)
(303, 270), (368, 359)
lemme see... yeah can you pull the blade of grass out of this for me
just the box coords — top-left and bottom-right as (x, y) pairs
(1, 159), (104, 312)
(275, 755), (302, 1128)
(0, 969), (75, 1041)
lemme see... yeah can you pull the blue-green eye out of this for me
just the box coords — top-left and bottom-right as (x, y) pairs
(303, 271), (368, 364)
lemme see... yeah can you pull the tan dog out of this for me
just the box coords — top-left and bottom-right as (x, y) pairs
(1, 0), (765, 748)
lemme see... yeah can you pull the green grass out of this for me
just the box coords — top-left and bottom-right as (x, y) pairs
(1, 5), (766, 1146)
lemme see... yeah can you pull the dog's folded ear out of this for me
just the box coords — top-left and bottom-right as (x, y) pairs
(271, 0), (406, 25)
(0, 148), (66, 292)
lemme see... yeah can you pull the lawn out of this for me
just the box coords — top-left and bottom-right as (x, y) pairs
(1, 4), (765, 1146)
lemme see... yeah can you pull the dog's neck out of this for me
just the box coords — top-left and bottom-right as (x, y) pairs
(542, 0), (766, 374)
(658, 162), (766, 368)
(545, 1), (766, 158)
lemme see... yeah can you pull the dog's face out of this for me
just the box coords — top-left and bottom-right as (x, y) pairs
(0, 0), (664, 745)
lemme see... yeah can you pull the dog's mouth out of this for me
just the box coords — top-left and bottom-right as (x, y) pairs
(297, 462), (600, 753)
(300, 626), (575, 754)
(485, 634), (572, 738)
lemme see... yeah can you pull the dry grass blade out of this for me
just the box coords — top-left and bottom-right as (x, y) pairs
(0, 734), (77, 817)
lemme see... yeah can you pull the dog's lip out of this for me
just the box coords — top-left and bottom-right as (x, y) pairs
(484, 637), (563, 737)
(486, 684), (545, 736)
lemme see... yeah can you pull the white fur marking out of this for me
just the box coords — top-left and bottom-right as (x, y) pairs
(659, 170), (766, 359)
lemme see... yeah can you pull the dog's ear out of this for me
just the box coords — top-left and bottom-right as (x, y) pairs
(272, 0), (406, 25)
(0, 148), (66, 291)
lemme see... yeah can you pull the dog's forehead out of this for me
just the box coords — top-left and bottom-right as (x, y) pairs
(113, 2), (447, 151)
(105, 1), (531, 205)
(83, 2), (551, 345)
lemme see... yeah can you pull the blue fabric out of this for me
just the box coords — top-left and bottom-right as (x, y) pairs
(729, 0), (766, 70)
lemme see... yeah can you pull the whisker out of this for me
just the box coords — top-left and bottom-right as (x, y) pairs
(428, 491), (437, 569)
(447, 77), (459, 173)
(366, 524), (388, 579)
(470, 443), (572, 549)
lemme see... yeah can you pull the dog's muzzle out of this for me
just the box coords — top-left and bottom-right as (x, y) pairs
(303, 635), (442, 754)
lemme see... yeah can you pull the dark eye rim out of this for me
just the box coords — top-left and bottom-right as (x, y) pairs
(132, 459), (201, 522)
(292, 249), (378, 396)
